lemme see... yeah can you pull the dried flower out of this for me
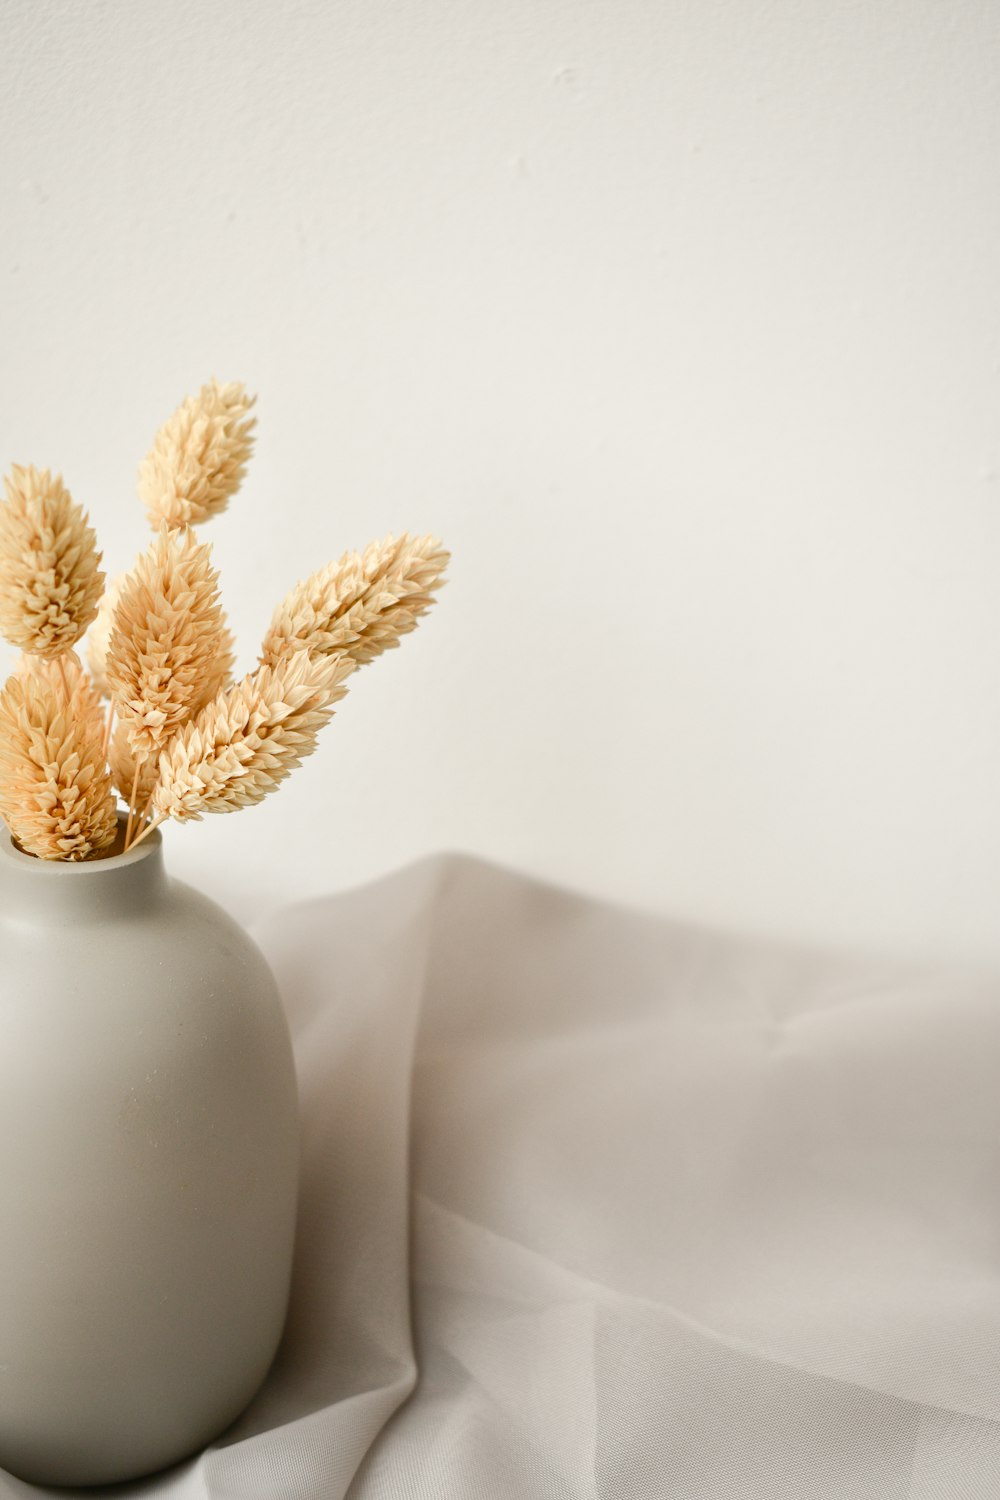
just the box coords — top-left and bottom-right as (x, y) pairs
(138, 379), (257, 530)
(2, 379), (450, 860)
(108, 718), (157, 813)
(260, 533), (449, 671)
(105, 526), (234, 765)
(0, 465), (104, 657)
(153, 650), (352, 822)
(85, 573), (126, 697)
(0, 653), (117, 860)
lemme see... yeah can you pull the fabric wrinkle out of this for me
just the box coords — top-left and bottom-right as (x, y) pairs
(5, 854), (999, 1497)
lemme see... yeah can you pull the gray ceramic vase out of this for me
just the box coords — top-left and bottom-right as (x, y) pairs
(0, 818), (299, 1486)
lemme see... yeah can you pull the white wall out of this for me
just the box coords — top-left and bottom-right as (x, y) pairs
(2, 0), (1000, 962)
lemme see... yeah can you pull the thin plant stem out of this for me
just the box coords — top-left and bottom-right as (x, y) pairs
(124, 760), (142, 848)
(57, 653), (70, 700)
(102, 698), (115, 759)
(137, 787), (156, 830)
(127, 814), (165, 852)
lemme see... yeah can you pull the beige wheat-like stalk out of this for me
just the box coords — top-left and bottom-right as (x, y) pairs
(138, 379), (257, 530)
(260, 533), (449, 671)
(105, 525), (234, 765)
(0, 466), (104, 658)
(108, 717), (158, 813)
(0, 653), (117, 860)
(85, 572), (126, 697)
(152, 650), (353, 823)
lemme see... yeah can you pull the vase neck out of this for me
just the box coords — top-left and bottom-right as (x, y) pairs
(0, 819), (168, 925)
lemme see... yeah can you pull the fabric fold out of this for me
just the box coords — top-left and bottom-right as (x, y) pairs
(5, 854), (1000, 1498)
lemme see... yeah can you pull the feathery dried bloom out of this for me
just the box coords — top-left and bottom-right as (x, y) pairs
(138, 379), (257, 529)
(0, 466), (104, 657)
(85, 573), (126, 697)
(153, 650), (353, 822)
(260, 533), (449, 671)
(105, 526), (234, 765)
(0, 653), (117, 860)
(108, 718), (158, 812)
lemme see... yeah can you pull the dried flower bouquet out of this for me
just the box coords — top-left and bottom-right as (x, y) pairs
(0, 380), (448, 860)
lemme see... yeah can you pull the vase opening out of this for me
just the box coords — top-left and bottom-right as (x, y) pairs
(3, 811), (161, 870)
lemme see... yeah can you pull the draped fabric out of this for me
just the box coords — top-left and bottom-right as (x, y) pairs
(8, 855), (1000, 1498)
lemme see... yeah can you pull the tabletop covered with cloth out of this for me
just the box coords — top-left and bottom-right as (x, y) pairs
(8, 854), (1000, 1500)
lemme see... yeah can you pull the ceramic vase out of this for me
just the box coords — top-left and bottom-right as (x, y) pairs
(0, 818), (299, 1486)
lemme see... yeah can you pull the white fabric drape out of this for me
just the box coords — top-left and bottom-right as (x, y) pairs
(6, 854), (1000, 1498)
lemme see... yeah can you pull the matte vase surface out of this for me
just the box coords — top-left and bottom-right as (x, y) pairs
(0, 818), (299, 1486)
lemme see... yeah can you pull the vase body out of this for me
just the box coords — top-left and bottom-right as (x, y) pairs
(0, 822), (299, 1487)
